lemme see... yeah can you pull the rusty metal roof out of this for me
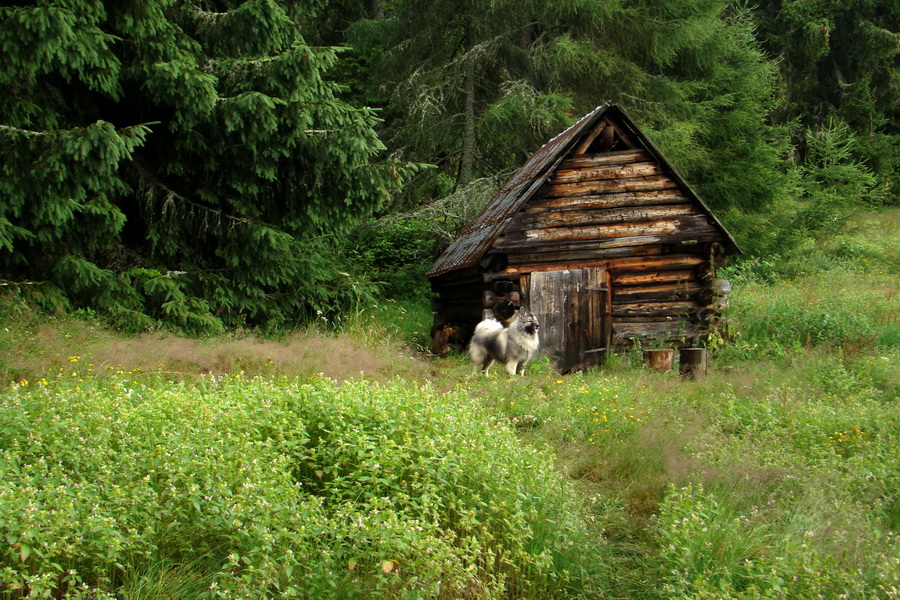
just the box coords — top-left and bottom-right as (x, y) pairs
(425, 105), (609, 278)
(425, 103), (740, 279)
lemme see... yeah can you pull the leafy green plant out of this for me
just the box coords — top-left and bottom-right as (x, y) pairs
(353, 217), (441, 301)
(652, 481), (900, 599)
(655, 483), (774, 596)
(0, 371), (607, 599)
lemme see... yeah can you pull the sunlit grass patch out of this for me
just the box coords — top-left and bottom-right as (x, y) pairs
(721, 210), (900, 360)
(639, 371), (900, 598)
(466, 370), (653, 452)
(453, 345), (900, 599)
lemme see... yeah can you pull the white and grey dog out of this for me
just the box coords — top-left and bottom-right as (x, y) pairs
(469, 308), (540, 375)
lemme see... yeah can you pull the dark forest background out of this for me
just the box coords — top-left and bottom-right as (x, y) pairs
(2, 0), (897, 333)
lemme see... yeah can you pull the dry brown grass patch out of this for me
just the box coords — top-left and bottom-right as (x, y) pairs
(3, 320), (431, 383)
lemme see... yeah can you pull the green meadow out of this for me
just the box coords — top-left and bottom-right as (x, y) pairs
(1, 211), (898, 599)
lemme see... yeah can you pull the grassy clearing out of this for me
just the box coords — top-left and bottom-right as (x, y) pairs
(453, 357), (899, 598)
(1, 210), (898, 599)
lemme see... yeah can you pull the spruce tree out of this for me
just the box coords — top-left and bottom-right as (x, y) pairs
(1, 1), (413, 332)
(534, 0), (790, 215)
(753, 0), (900, 201)
(341, 0), (788, 226)
(344, 0), (574, 199)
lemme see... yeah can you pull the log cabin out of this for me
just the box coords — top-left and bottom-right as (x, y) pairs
(426, 103), (740, 372)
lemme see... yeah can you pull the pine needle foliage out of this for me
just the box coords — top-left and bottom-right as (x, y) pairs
(336, 0), (790, 219)
(1, 1), (418, 333)
(753, 0), (900, 199)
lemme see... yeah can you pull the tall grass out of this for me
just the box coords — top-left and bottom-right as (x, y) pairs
(439, 211), (900, 598)
(721, 210), (900, 358)
(458, 362), (899, 598)
(647, 376), (900, 599)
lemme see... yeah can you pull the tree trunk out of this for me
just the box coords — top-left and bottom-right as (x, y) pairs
(459, 30), (476, 186)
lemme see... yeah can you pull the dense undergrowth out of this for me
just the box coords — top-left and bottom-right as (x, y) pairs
(1, 211), (898, 599)
(1, 372), (605, 599)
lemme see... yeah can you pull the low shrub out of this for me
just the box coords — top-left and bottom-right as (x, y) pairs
(0, 370), (604, 599)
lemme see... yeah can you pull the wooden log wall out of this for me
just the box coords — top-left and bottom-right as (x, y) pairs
(430, 268), (524, 354)
(490, 147), (727, 346)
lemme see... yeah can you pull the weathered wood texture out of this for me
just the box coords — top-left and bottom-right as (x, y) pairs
(489, 254), (707, 278)
(542, 175), (680, 198)
(643, 348), (675, 371)
(502, 215), (715, 244)
(486, 143), (727, 344)
(679, 347), (708, 379)
(528, 268), (609, 372)
(429, 114), (735, 357)
(529, 189), (690, 211)
(508, 203), (701, 231)
(549, 161), (662, 184)
(613, 320), (697, 342)
(558, 149), (651, 169)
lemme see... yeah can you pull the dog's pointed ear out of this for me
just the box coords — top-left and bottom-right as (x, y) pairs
(519, 307), (526, 316)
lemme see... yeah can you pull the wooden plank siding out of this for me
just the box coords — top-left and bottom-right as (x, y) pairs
(503, 216), (716, 244)
(528, 268), (610, 372)
(528, 189), (691, 211)
(542, 175), (680, 197)
(557, 149), (652, 169)
(508, 203), (701, 230)
(490, 145), (724, 346)
(549, 161), (663, 184)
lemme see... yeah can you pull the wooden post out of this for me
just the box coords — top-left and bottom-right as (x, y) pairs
(643, 348), (674, 371)
(679, 347), (707, 380)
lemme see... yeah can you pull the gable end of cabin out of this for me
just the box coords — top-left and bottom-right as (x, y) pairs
(428, 105), (736, 369)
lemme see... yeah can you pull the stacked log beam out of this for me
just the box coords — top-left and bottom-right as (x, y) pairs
(491, 148), (726, 344)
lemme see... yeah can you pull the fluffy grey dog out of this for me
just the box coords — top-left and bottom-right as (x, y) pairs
(469, 308), (540, 375)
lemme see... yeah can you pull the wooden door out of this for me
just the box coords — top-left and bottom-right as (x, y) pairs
(527, 268), (610, 372)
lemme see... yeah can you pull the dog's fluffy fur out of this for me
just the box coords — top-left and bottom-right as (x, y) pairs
(469, 308), (540, 375)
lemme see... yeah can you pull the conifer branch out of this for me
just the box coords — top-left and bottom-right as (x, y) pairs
(0, 122), (159, 137)
(374, 173), (510, 243)
(191, 7), (228, 21)
(131, 163), (251, 229)
(0, 125), (49, 137)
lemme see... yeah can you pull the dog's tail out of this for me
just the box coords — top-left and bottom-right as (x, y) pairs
(473, 319), (504, 339)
